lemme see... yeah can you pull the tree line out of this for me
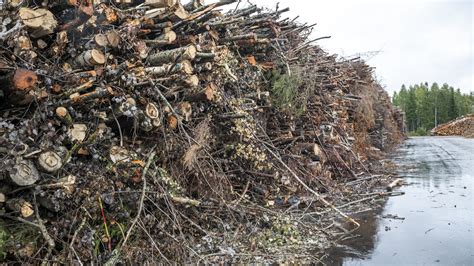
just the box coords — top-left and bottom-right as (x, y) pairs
(392, 83), (474, 135)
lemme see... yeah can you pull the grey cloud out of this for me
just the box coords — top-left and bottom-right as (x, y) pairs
(220, 0), (473, 94)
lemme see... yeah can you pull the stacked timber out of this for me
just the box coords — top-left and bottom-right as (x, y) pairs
(431, 114), (474, 138)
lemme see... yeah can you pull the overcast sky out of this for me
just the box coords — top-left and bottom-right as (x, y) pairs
(220, 0), (473, 95)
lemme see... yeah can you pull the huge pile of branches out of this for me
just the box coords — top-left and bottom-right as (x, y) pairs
(0, 0), (404, 263)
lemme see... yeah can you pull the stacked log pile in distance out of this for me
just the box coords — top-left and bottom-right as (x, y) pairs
(0, 0), (404, 263)
(431, 114), (474, 138)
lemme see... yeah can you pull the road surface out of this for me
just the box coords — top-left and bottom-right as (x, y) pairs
(335, 137), (474, 265)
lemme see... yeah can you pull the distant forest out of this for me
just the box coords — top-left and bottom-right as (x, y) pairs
(392, 83), (474, 135)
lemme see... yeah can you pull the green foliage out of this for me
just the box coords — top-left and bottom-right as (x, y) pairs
(0, 223), (40, 259)
(0, 222), (7, 260)
(269, 69), (304, 115)
(393, 82), (473, 134)
(408, 127), (429, 136)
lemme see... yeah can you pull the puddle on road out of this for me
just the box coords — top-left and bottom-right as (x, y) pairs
(325, 137), (474, 265)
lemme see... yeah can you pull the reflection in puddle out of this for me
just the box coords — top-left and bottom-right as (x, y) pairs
(325, 208), (385, 265)
(325, 137), (474, 265)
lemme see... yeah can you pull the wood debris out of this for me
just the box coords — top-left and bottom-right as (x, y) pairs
(0, 0), (404, 263)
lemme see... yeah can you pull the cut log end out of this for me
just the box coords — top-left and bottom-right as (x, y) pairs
(76, 49), (106, 66)
(94, 31), (121, 48)
(167, 114), (178, 129)
(145, 103), (160, 119)
(9, 159), (40, 186)
(38, 151), (63, 173)
(56, 107), (69, 118)
(6, 198), (34, 218)
(19, 8), (58, 38)
(13, 69), (38, 91)
(145, 0), (178, 8)
(68, 124), (88, 142)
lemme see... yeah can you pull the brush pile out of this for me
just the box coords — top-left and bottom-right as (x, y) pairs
(431, 114), (474, 138)
(0, 0), (404, 263)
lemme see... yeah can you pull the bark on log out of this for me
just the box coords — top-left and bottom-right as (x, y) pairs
(192, 0), (237, 13)
(145, 60), (193, 76)
(190, 24), (211, 35)
(9, 159), (40, 186)
(141, 21), (173, 30)
(232, 5), (259, 18)
(173, 34), (198, 46)
(154, 3), (189, 22)
(58, 1), (94, 32)
(143, 31), (177, 46)
(148, 45), (196, 65)
(145, 0), (177, 8)
(56, 107), (73, 125)
(196, 52), (216, 60)
(185, 83), (216, 102)
(208, 17), (244, 28)
(194, 10), (222, 24)
(219, 33), (257, 44)
(184, 0), (205, 11)
(70, 88), (110, 104)
(145, 8), (168, 19)
(64, 80), (95, 97)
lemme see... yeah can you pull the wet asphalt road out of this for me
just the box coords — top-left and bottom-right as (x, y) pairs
(341, 137), (474, 265)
